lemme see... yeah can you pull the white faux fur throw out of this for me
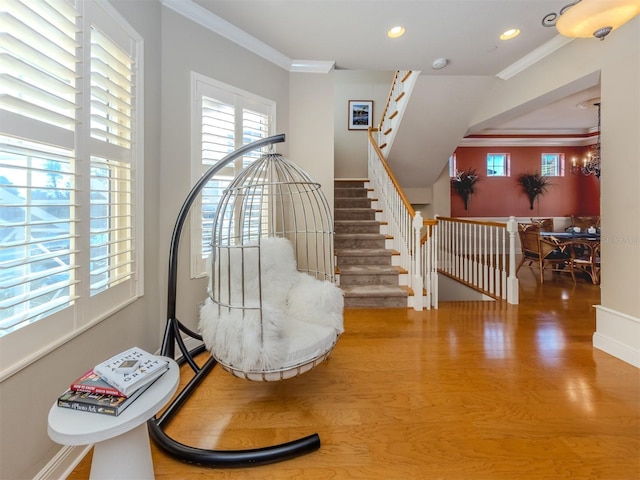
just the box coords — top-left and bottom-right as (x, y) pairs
(199, 237), (344, 372)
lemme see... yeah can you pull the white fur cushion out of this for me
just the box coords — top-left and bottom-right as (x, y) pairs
(199, 237), (343, 375)
(286, 272), (344, 334)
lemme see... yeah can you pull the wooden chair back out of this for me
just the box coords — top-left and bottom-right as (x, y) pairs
(517, 223), (574, 283)
(530, 217), (553, 232)
(571, 215), (600, 230)
(518, 223), (542, 256)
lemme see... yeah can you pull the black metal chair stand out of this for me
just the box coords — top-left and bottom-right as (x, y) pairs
(147, 134), (321, 467)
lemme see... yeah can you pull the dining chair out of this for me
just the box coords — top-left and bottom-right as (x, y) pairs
(569, 240), (601, 284)
(571, 215), (600, 231)
(530, 217), (554, 232)
(516, 223), (575, 284)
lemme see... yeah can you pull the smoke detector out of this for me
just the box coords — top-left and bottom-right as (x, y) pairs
(432, 58), (448, 70)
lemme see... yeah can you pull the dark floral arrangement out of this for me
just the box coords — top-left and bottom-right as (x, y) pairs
(451, 168), (480, 210)
(517, 172), (552, 210)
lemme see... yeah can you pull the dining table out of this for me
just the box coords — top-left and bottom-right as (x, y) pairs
(540, 231), (601, 284)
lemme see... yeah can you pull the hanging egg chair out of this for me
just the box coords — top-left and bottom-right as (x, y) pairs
(148, 134), (344, 467)
(201, 151), (343, 381)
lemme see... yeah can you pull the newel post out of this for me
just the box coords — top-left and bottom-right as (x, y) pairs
(412, 211), (424, 311)
(507, 216), (519, 304)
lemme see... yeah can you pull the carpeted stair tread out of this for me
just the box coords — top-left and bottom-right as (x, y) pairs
(338, 265), (404, 274)
(335, 248), (396, 257)
(335, 233), (386, 239)
(334, 179), (410, 308)
(340, 285), (408, 297)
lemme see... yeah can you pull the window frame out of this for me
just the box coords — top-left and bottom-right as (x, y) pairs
(189, 72), (275, 278)
(541, 153), (565, 176)
(486, 153), (510, 177)
(0, 0), (144, 379)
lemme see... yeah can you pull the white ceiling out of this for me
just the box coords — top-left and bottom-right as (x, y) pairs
(185, 0), (603, 132)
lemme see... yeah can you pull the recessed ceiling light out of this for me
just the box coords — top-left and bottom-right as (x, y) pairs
(500, 28), (520, 40)
(388, 26), (405, 38)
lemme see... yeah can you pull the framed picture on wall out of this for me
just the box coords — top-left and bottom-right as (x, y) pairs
(348, 100), (373, 130)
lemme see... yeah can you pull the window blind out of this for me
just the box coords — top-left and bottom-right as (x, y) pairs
(0, 0), (142, 375)
(88, 25), (136, 296)
(0, 0), (79, 130)
(0, 137), (78, 333)
(198, 94), (271, 262)
(0, 0), (79, 335)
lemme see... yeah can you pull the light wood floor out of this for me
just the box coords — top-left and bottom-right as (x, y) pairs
(68, 270), (639, 479)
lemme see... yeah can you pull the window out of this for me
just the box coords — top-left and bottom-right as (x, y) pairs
(0, 0), (143, 376)
(541, 153), (564, 176)
(448, 154), (457, 177)
(487, 153), (510, 176)
(190, 73), (275, 277)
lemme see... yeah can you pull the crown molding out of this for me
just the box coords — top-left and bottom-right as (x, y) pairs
(161, 0), (333, 73)
(459, 135), (595, 147)
(161, 0), (291, 69)
(496, 34), (574, 80)
(291, 60), (335, 73)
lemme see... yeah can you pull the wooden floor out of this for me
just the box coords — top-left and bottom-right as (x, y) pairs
(68, 270), (639, 479)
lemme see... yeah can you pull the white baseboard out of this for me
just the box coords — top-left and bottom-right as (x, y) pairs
(593, 305), (640, 368)
(33, 445), (92, 480)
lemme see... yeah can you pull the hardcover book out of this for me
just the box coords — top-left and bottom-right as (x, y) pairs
(70, 369), (126, 397)
(93, 347), (169, 396)
(57, 380), (153, 416)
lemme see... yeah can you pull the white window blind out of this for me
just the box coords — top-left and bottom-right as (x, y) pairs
(487, 153), (510, 177)
(541, 153), (563, 176)
(0, 0), (79, 337)
(88, 24), (136, 296)
(0, 0), (143, 377)
(0, 0), (79, 130)
(0, 137), (78, 333)
(191, 74), (274, 277)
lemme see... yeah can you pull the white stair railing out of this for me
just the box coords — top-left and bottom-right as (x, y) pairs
(435, 216), (519, 304)
(375, 70), (418, 155)
(367, 132), (418, 303)
(367, 70), (519, 308)
(367, 70), (434, 310)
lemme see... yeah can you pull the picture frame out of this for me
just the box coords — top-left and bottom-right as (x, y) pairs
(348, 100), (373, 130)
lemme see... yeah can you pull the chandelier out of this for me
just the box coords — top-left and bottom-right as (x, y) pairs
(571, 102), (601, 178)
(542, 0), (640, 40)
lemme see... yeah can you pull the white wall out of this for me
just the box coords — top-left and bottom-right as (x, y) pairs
(159, 8), (291, 333)
(0, 2), (164, 479)
(468, 19), (640, 365)
(289, 72), (335, 207)
(333, 70), (395, 179)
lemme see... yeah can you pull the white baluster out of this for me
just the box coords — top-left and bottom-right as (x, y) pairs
(506, 216), (519, 304)
(413, 211), (424, 311)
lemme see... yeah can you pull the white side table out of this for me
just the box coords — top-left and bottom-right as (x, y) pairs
(48, 357), (179, 480)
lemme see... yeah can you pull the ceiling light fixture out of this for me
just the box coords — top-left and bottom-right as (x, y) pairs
(432, 58), (448, 70)
(387, 26), (406, 38)
(571, 100), (601, 178)
(542, 0), (640, 40)
(500, 28), (521, 40)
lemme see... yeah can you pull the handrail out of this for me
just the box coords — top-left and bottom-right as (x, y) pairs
(377, 71), (401, 129)
(435, 216), (519, 304)
(367, 70), (435, 310)
(435, 216), (507, 229)
(368, 128), (415, 217)
(375, 70), (415, 154)
(367, 70), (518, 307)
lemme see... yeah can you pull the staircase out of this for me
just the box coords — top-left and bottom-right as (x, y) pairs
(334, 180), (410, 308)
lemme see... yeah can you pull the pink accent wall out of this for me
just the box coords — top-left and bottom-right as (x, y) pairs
(451, 145), (601, 218)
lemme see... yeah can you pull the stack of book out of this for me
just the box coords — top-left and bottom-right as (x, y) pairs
(57, 347), (170, 417)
